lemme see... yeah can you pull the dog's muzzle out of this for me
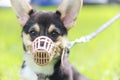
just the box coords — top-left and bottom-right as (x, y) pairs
(32, 36), (55, 66)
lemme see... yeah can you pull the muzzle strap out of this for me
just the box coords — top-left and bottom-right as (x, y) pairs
(61, 48), (69, 66)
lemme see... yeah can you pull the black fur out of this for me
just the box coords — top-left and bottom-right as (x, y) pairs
(49, 58), (67, 80)
(28, 9), (36, 16)
(21, 61), (25, 69)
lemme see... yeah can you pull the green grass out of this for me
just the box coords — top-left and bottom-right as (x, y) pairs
(0, 4), (120, 80)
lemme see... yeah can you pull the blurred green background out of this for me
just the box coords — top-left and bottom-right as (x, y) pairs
(0, 4), (120, 80)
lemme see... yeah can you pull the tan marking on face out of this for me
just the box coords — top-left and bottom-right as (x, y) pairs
(22, 32), (32, 51)
(33, 23), (40, 32)
(55, 35), (68, 48)
(48, 24), (61, 35)
(53, 35), (68, 58)
(48, 24), (56, 33)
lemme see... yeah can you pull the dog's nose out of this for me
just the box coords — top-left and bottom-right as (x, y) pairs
(40, 41), (44, 47)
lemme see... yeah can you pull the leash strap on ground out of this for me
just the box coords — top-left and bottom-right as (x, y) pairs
(68, 13), (120, 49)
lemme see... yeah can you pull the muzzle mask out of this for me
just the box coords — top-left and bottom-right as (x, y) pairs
(32, 36), (56, 66)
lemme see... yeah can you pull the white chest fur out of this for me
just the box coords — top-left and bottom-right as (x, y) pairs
(23, 52), (56, 75)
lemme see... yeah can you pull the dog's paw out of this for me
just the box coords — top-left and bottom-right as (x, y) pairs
(20, 66), (37, 80)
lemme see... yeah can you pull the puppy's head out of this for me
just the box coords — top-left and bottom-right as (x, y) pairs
(22, 11), (69, 65)
(10, 0), (83, 65)
(22, 11), (67, 51)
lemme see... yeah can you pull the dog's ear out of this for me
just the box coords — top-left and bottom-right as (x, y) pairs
(57, 0), (83, 30)
(10, 0), (33, 27)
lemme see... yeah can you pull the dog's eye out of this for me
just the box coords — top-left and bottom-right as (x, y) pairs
(50, 30), (59, 40)
(29, 30), (36, 36)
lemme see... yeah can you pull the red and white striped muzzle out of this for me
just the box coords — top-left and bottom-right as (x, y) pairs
(32, 36), (56, 66)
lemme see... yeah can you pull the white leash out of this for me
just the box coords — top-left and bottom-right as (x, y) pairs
(68, 13), (120, 49)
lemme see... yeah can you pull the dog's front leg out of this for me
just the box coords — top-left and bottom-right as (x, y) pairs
(20, 66), (38, 80)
